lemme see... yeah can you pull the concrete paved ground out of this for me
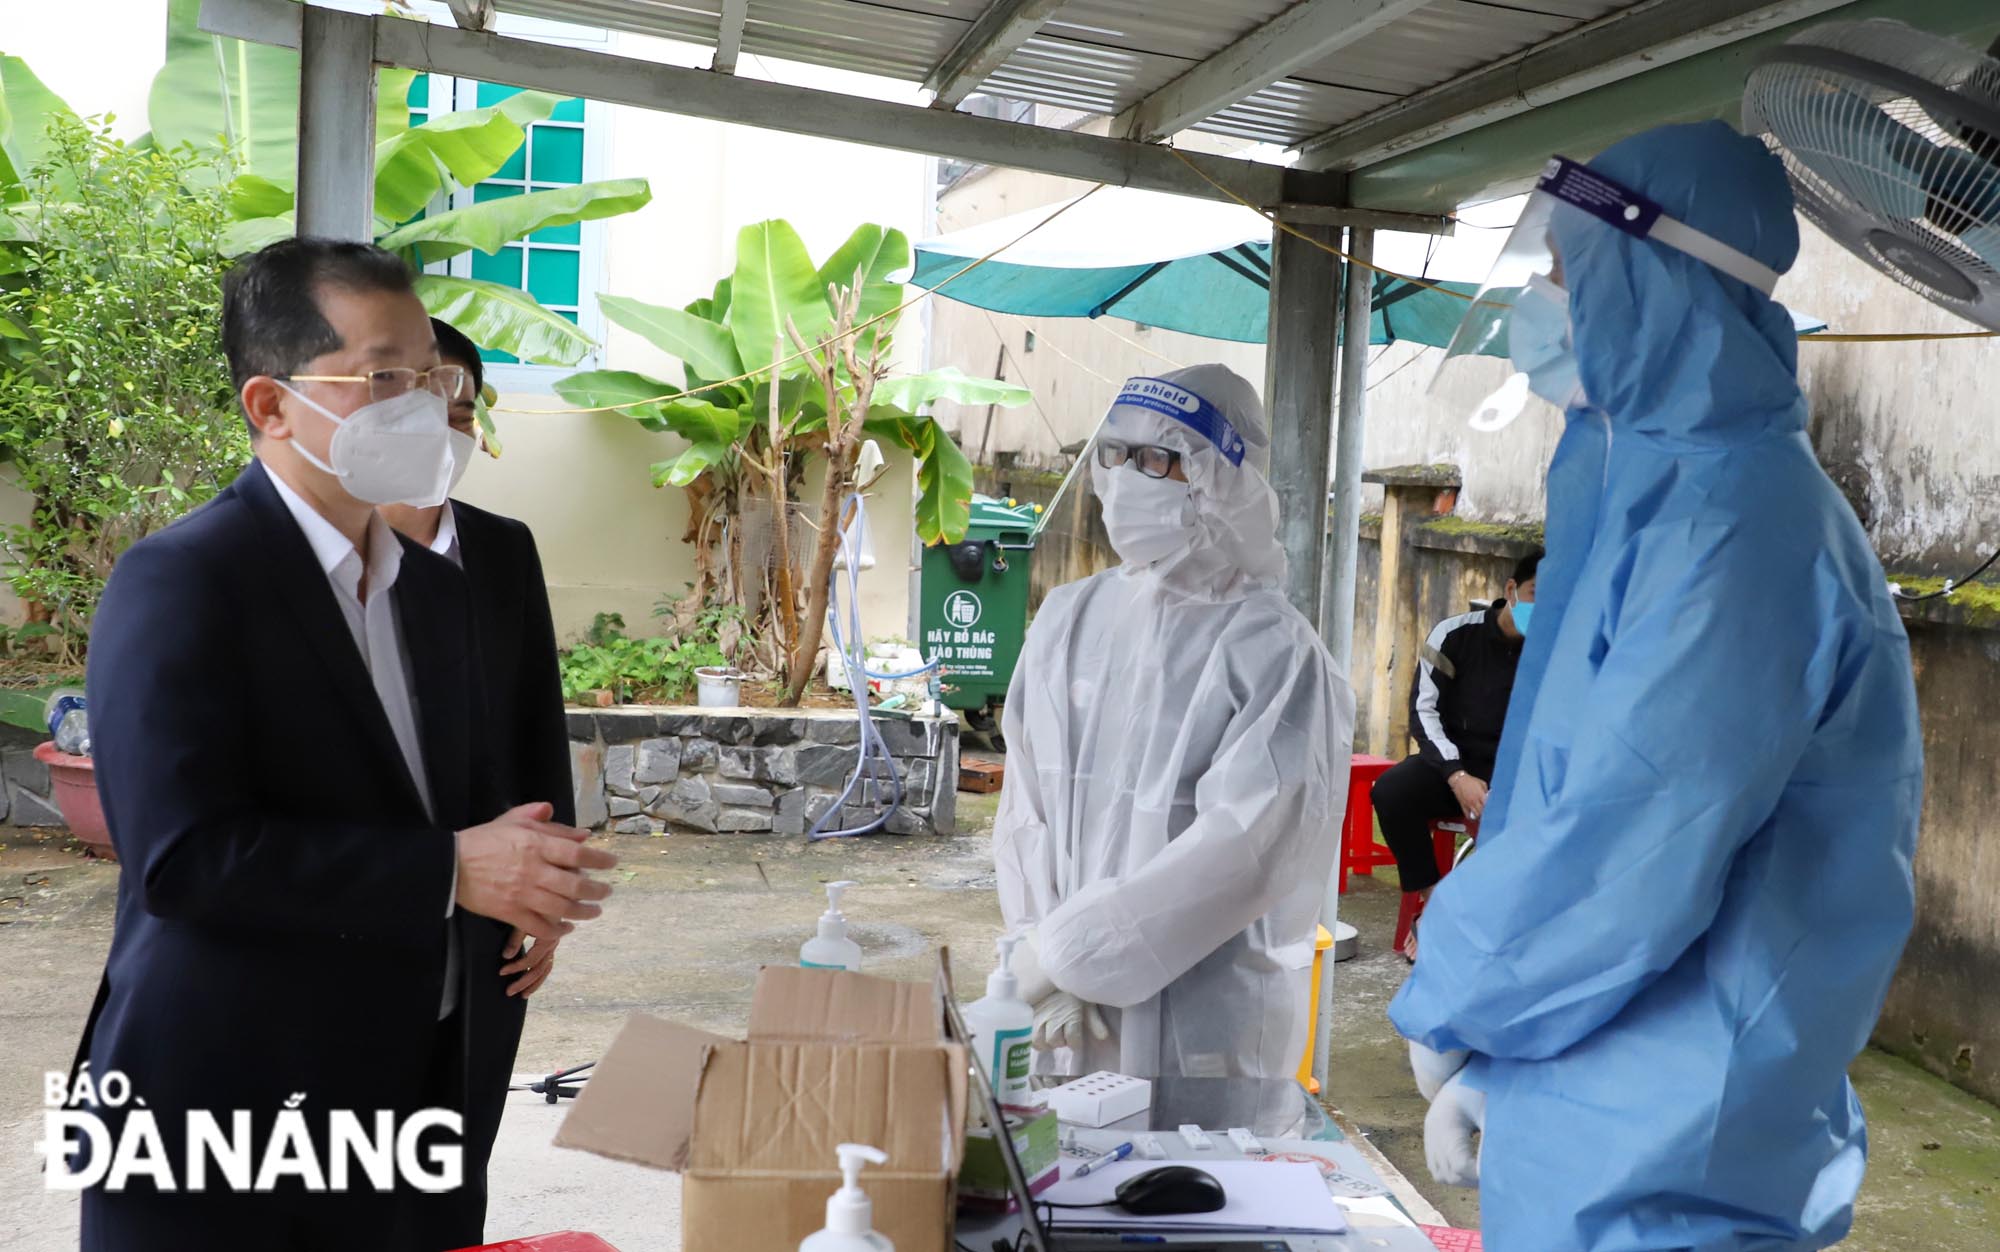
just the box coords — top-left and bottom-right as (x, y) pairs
(5, 808), (1999, 1250)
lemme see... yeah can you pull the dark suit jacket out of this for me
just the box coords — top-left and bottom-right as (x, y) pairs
(452, 499), (573, 826)
(77, 459), (511, 1251)
(416, 499), (573, 1248)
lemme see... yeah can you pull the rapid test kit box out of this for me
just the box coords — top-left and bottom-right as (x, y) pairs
(556, 963), (969, 1252)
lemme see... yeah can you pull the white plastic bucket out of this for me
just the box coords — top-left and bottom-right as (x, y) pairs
(695, 667), (745, 708)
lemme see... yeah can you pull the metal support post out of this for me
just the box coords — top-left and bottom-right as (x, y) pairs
(1321, 228), (1373, 673)
(1262, 224), (1341, 625)
(1312, 227), (1374, 1098)
(295, 5), (377, 242)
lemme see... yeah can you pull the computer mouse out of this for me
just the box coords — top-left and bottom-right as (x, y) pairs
(1113, 1164), (1227, 1215)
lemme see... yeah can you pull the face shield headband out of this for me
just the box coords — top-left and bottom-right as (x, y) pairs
(1432, 155), (1785, 430)
(1110, 376), (1248, 467)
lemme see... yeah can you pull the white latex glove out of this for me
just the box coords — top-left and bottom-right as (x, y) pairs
(1011, 928), (1056, 1006)
(1424, 1070), (1486, 1189)
(1409, 1039), (1471, 1102)
(1031, 992), (1109, 1052)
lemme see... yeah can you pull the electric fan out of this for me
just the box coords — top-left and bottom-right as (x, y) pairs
(1743, 18), (2000, 329)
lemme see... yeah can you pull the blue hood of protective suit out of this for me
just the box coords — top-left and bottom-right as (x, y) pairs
(1393, 121), (1922, 1252)
(1560, 121), (1803, 449)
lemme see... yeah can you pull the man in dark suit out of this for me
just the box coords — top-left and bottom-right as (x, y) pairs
(383, 318), (576, 1243)
(74, 238), (616, 1251)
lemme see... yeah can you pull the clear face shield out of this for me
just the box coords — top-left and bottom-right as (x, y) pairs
(1432, 156), (1785, 431)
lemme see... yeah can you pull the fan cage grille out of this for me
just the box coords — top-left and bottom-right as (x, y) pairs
(1745, 18), (2000, 330)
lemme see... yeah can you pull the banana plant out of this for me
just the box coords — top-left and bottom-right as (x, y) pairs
(152, 0), (652, 369)
(552, 219), (1028, 700)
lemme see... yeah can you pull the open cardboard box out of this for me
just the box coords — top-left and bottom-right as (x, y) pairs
(556, 962), (969, 1252)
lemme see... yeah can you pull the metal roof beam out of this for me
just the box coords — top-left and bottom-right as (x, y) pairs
(1346, 0), (2000, 213)
(1296, 0), (1851, 171)
(1115, 0), (1428, 143)
(199, 0), (1354, 209)
(924, 0), (1068, 110)
(712, 0), (748, 75)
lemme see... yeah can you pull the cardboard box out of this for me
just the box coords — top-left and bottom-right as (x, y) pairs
(555, 964), (968, 1252)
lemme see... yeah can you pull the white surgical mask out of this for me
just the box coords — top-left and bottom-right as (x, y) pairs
(1096, 462), (1195, 566)
(445, 427), (479, 495)
(279, 384), (454, 507)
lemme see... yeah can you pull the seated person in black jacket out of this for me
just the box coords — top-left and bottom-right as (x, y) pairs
(1371, 549), (1539, 959)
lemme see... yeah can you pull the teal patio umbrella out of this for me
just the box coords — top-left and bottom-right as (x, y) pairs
(910, 186), (1824, 347)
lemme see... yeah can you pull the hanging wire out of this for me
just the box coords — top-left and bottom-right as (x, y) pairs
(1891, 549), (2000, 602)
(977, 309), (1073, 444)
(1092, 318), (1190, 369)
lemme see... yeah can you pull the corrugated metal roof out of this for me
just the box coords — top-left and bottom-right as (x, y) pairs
(482, 0), (1663, 148)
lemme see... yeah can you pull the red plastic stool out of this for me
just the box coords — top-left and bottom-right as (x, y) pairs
(1338, 754), (1397, 893)
(453, 1235), (622, 1252)
(1393, 817), (1480, 954)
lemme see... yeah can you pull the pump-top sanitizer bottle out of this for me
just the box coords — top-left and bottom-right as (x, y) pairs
(962, 934), (1035, 1106)
(800, 880), (863, 972)
(798, 1143), (893, 1252)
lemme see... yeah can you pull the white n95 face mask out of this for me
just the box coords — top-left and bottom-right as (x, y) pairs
(445, 428), (479, 495)
(1096, 462), (1194, 566)
(280, 385), (454, 507)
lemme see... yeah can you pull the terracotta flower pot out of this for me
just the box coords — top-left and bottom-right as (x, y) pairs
(34, 741), (114, 861)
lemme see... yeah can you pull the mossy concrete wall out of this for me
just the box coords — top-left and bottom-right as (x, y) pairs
(1874, 619), (2000, 1105)
(1346, 517), (1541, 742)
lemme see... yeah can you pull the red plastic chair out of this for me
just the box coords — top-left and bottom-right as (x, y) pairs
(1338, 754), (1397, 893)
(1394, 816), (1480, 954)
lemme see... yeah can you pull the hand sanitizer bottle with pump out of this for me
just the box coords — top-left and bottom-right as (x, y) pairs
(962, 934), (1035, 1106)
(800, 880), (863, 971)
(799, 1143), (893, 1252)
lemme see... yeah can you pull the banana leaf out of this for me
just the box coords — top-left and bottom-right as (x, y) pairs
(597, 293), (742, 383)
(873, 366), (1030, 412)
(377, 178), (650, 261)
(0, 56), (78, 198)
(731, 219), (831, 374)
(414, 274), (597, 367)
(372, 92), (560, 225)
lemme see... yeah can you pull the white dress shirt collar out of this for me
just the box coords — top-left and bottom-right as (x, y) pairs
(429, 500), (462, 568)
(265, 464), (406, 599)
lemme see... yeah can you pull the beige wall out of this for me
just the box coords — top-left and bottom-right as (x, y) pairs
(457, 408), (915, 645)
(464, 27), (933, 644)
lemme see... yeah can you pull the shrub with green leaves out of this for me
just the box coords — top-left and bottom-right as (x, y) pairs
(558, 610), (732, 705)
(0, 115), (249, 660)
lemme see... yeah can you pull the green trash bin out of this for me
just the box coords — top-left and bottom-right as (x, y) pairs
(920, 494), (1040, 733)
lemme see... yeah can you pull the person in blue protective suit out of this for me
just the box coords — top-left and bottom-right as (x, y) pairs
(1393, 120), (1924, 1252)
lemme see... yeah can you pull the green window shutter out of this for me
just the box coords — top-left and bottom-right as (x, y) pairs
(457, 81), (593, 366)
(529, 248), (581, 308)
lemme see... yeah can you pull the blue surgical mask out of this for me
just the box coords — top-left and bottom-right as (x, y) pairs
(1511, 600), (1535, 636)
(1509, 275), (1585, 409)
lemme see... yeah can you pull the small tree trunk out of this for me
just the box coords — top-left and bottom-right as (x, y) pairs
(765, 351), (801, 668)
(785, 445), (853, 705)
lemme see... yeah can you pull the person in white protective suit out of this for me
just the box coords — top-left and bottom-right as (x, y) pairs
(992, 364), (1355, 1081)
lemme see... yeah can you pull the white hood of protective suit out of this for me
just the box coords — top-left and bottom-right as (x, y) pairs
(994, 364), (1355, 1082)
(1090, 364), (1287, 602)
